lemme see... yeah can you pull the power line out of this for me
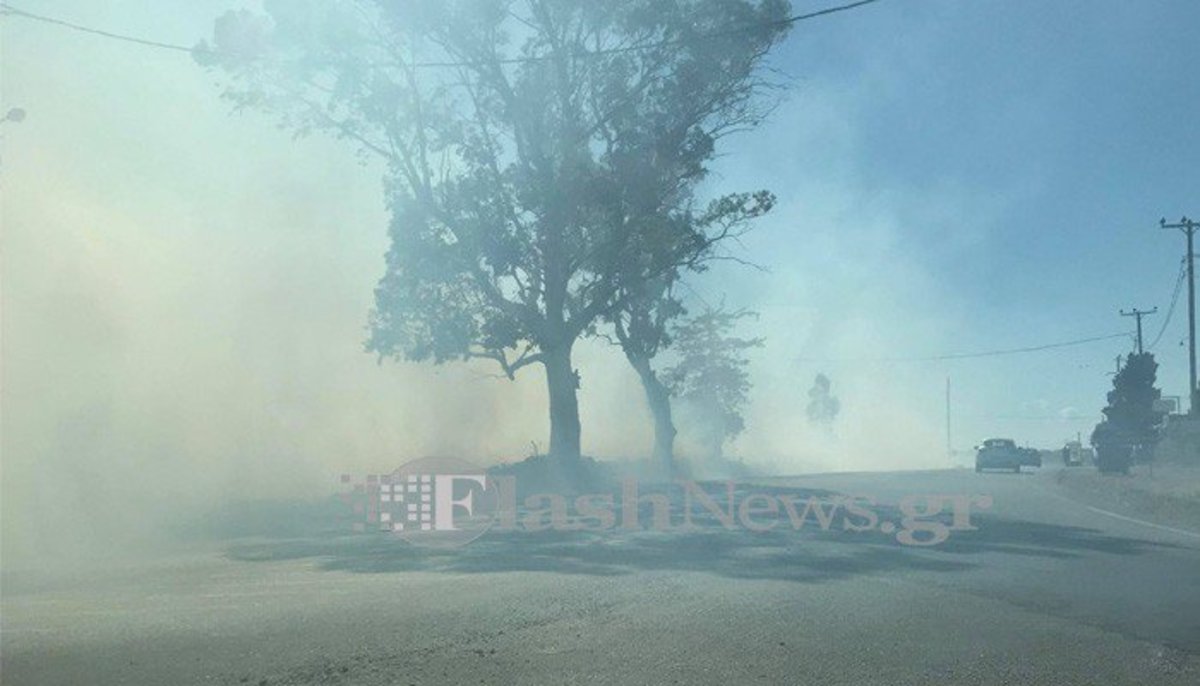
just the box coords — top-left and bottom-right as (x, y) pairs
(917, 332), (1134, 361)
(955, 413), (1102, 423)
(797, 331), (1134, 364)
(0, 3), (202, 54)
(0, 0), (886, 66)
(1148, 255), (1187, 351)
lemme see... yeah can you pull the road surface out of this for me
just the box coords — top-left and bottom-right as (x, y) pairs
(3, 465), (1199, 685)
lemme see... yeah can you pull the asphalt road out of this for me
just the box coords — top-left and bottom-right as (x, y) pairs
(4, 465), (1199, 685)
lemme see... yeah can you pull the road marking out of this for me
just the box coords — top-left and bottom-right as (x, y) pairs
(1038, 472), (1200, 541)
(1081, 505), (1200, 540)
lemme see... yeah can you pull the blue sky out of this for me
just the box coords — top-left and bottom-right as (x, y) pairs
(703, 0), (1200, 453)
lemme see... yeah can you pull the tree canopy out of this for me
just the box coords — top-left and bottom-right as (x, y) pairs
(196, 0), (791, 461)
(806, 373), (840, 426)
(1091, 352), (1166, 472)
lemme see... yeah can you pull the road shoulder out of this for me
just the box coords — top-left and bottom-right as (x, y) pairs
(1052, 464), (1200, 536)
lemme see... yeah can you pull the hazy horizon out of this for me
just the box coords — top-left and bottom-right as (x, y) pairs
(3, 0), (1198, 567)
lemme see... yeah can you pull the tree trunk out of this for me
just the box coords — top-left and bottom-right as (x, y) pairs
(628, 354), (675, 476)
(544, 343), (582, 466)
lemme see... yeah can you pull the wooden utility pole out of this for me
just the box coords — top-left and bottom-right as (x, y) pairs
(1120, 308), (1157, 355)
(1160, 217), (1197, 415)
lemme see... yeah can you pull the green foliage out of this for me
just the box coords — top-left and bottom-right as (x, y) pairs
(609, 191), (774, 358)
(665, 307), (763, 457)
(806, 373), (840, 425)
(1091, 352), (1166, 471)
(196, 0), (792, 378)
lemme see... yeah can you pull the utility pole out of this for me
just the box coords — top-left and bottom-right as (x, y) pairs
(1161, 216), (1198, 415)
(1120, 307), (1157, 355)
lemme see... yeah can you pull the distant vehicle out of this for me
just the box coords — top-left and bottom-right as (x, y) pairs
(1061, 440), (1085, 466)
(1019, 447), (1042, 468)
(975, 438), (1025, 473)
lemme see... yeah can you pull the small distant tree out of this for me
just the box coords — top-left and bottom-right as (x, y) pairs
(665, 307), (762, 461)
(1091, 352), (1166, 474)
(806, 373), (840, 427)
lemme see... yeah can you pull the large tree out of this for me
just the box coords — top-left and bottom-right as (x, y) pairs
(196, 0), (791, 464)
(610, 275), (683, 473)
(607, 191), (773, 475)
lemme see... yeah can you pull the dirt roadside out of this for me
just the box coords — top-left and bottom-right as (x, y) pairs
(1053, 463), (1200, 534)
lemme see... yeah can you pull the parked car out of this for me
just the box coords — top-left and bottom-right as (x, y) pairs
(975, 438), (1025, 473)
